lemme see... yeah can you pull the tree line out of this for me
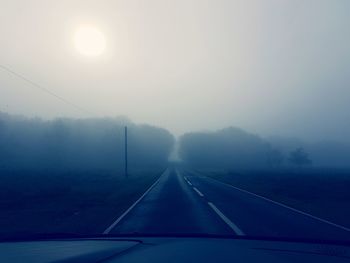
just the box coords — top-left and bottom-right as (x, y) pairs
(0, 112), (175, 172)
(2, 111), (348, 172)
(179, 127), (312, 170)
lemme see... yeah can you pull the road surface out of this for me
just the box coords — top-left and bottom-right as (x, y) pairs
(105, 167), (350, 240)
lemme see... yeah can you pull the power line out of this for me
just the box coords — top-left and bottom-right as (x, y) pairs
(0, 64), (93, 115)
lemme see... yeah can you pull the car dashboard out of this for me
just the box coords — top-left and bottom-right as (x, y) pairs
(0, 236), (349, 263)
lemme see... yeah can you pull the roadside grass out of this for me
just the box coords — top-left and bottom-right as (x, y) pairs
(198, 168), (350, 229)
(0, 168), (164, 236)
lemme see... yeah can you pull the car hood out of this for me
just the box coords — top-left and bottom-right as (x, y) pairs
(0, 237), (349, 263)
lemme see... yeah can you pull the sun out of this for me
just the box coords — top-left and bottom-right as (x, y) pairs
(74, 26), (106, 57)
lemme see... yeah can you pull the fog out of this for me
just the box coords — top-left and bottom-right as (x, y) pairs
(179, 127), (272, 170)
(0, 112), (174, 172)
(179, 127), (350, 169)
(1, 0), (350, 143)
(2, 111), (349, 171)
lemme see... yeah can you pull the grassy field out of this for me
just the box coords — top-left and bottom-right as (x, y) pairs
(199, 168), (350, 229)
(0, 168), (164, 236)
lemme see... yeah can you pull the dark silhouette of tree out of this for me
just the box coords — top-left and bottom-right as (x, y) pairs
(288, 147), (312, 167)
(0, 112), (175, 172)
(179, 127), (272, 170)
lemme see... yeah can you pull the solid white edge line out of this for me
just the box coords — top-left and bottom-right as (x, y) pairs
(208, 202), (245, 236)
(204, 176), (350, 232)
(103, 169), (168, 234)
(193, 187), (204, 197)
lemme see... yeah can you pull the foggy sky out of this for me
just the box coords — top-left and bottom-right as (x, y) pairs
(1, 0), (349, 142)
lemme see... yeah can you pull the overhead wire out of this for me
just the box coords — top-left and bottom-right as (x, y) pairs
(0, 64), (93, 115)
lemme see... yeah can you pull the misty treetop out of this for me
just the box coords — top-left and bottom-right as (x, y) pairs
(2, 111), (349, 173)
(267, 137), (350, 168)
(288, 147), (312, 167)
(179, 127), (282, 170)
(0, 112), (175, 172)
(179, 127), (350, 170)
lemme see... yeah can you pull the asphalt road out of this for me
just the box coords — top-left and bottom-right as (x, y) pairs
(106, 167), (350, 240)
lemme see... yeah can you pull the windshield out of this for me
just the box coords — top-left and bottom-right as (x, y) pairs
(1, 0), (350, 242)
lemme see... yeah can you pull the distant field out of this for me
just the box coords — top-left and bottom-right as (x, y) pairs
(0, 168), (164, 236)
(199, 168), (350, 229)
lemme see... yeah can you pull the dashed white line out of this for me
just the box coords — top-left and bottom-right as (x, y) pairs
(207, 202), (245, 236)
(183, 175), (193, 186)
(193, 187), (204, 197)
(182, 171), (245, 236)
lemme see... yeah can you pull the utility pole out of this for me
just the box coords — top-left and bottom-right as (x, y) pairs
(124, 126), (128, 177)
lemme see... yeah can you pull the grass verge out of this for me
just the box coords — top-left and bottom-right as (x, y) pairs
(0, 168), (165, 236)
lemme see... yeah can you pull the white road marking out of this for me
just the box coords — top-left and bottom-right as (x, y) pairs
(206, 177), (350, 232)
(183, 175), (193, 185)
(193, 187), (204, 197)
(103, 169), (168, 234)
(207, 202), (245, 236)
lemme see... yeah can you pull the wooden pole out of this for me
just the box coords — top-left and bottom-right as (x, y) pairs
(124, 126), (128, 177)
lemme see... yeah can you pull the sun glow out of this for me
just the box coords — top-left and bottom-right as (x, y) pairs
(74, 26), (106, 57)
